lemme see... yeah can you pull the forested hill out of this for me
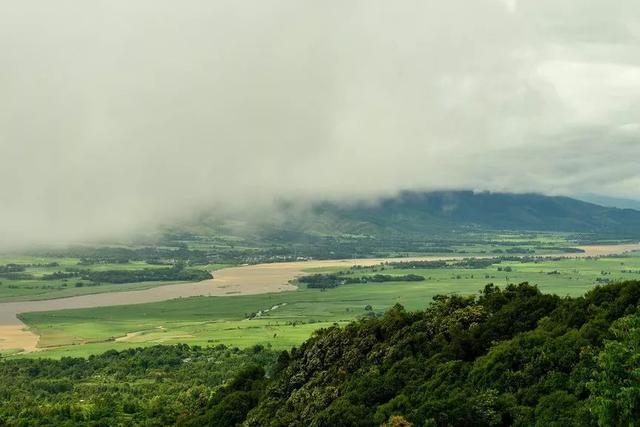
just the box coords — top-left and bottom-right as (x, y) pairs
(307, 191), (640, 236)
(183, 192), (640, 247)
(210, 280), (640, 426)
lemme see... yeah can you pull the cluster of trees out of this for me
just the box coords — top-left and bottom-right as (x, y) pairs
(41, 271), (79, 280)
(0, 264), (34, 280)
(386, 256), (557, 271)
(541, 246), (586, 254)
(0, 264), (26, 274)
(43, 264), (212, 284)
(235, 280), (640, 426)
(37, 246), (212, 265)
(386, 258), (502, 270)
(0, 262), (59, 275)
(0, 345), (277, 426)
(490, 247), (535, 254)
(299, 273), (425, 289)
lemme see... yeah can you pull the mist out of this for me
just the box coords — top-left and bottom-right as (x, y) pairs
(1, 0), (640, 246)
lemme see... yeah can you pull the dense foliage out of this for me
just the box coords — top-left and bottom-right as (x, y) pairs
(299, 273), (425, 289)
(49, 264), (213, 285)
(0, 345), (277, 426)
(5, 281), (640, 426)
(0, 264), (27, 274)
(38, 246), (212, 265)
(385, 257), (540, 270)
(236, 280), (640, 426)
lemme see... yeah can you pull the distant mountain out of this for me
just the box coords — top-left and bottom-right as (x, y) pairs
(283, 191), (640, 237)
(175, 191), (640, 250)
(576, 194), (640, 211)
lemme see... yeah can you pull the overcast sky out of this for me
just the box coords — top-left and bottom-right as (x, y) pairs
(1, 0), (639, 245)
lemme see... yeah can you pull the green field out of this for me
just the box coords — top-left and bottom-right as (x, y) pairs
(0, 229), (591, 304)
(17, 253), (640, 358)
(0, 255), (228, 302)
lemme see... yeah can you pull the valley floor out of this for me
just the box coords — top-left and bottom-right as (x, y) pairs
(3, 243), (640, 357)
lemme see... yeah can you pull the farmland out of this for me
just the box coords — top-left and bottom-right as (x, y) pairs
(16, 251), (640, 358)
(0, 255), (225, 303)
(0, 231), (623, 305)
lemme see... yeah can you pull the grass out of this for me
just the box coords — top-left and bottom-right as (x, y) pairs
(0, 280), (196, 302)
(20, 279), (477, 357)
(17, 255), (640, 358)
(0, 256), (228, 302)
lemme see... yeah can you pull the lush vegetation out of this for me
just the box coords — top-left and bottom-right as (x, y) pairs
(298, 273), (425, 289)
(385, 257), (535, 270)
(0, 344), (277, 426)
(2, 192), (640, 424)
(222, 280), (640, 426)
(0, 256), (220, 302)
(38, 246), (212, 265)
(6, 280), (640, 426)
(52, 264), (212, 285)
(0, 239), (569, 302)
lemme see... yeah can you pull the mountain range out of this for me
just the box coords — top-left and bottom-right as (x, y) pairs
(178, 191), (640, 249)
(275, 191), (640, 238)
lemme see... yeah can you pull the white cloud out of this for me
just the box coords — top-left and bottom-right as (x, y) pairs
(0, 0), (639, 245)
(537, 60), (640, 123)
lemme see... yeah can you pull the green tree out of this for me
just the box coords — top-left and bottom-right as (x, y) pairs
(589, 314), (640, 426)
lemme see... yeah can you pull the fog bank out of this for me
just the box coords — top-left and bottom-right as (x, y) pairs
(1, 0), (640, 245)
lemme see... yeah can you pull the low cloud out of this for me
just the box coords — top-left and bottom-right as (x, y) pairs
(1, 0), (639, 246)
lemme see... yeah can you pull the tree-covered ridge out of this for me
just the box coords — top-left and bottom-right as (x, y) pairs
(240, 280), (640, 426)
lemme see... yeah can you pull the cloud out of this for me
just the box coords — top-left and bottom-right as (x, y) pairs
(1, 0), (639, 246)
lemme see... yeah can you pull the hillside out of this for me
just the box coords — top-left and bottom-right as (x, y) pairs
(302, 191), (640, 236)
(202, 280), (640, 426)
(578, 194), (640, 211)
(185, 192), (640, 244)
(159, 191), (640, 261)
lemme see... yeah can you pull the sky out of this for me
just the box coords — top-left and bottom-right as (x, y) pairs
(1, 0), (639, 245)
